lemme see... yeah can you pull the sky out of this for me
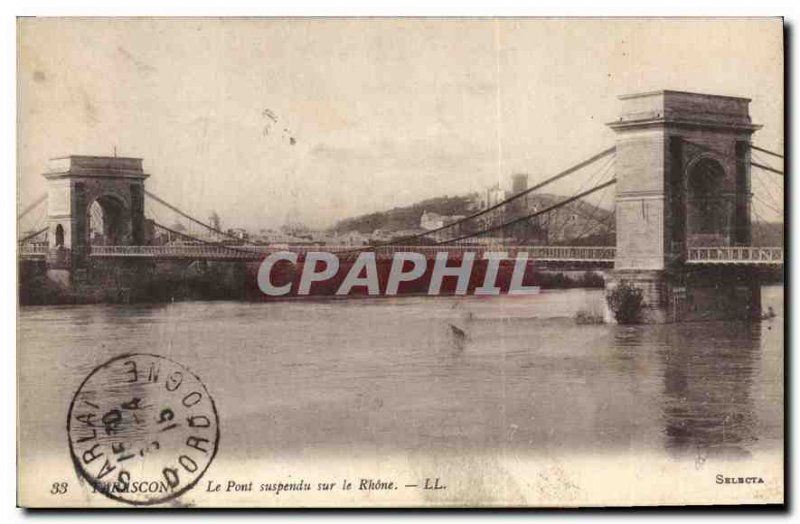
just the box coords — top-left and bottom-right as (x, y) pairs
(17, 18), (784, 230)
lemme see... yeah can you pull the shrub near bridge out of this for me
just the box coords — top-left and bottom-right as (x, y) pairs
(605, 280), (646, 324)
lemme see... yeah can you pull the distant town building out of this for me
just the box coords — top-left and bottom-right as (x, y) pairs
(476, 183), (506, 210)
(226, 228), (250, 241)
(338, 232), (370, 246)
(307, 231), (370, 247)
(511, 173), (528, 196)
(471, 172), (614, 245)
(371, 229), (391, 241)
(420, 211), (466, 231)
(391, 229), (428, 241)
(420, 211), (445, 230)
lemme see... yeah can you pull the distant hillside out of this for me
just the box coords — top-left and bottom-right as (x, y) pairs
(333, 190), (617, 247)
(335, 197), (780, 248)
(332, 194), (477, 233)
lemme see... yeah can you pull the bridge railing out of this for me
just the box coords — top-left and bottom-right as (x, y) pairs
(259, 244), (616, 261)
(21, 243), (618, 262)
(18, 244), (49, 256)
(518, 246), (616, 261)
(330, 245), (616, 261)
(23, 244), (784, 266)
(85, 244), (618, 261)
(687, 246), (784, 264)
(89, 244), (259, 259)
(19, 242), (787, 269)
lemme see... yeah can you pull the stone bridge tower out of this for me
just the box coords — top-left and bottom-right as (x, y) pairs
(607, 90), (761, 322)
(44, 155), (148, 268)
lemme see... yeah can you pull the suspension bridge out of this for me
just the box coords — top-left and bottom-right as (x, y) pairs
(17, 143), (783, 266)
(17, 91), (784, 320)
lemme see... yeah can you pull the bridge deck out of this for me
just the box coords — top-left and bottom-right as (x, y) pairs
(19, 244), (616, 263)
(686, 247), (784, 266)
(18, 244), (783, 266)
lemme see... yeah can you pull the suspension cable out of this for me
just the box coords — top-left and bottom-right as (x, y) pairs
(685, 139), (784, 175)
(752, 169), (783, 210)
(752, 193), (783, 216)
(568, 182), (615, 243)
(370, 146), (616, 247)
(17, 193), (47, 220)
(751, 161), (784, 176)
(18, 227), (48, 244)
(144, 190), (255, 244)
(547, 155), (615, 243)
(438, 179), (617, 245)
(750, 144), (784, 159)
(152, 221), (260, 256)
(751, 150), (785, 194)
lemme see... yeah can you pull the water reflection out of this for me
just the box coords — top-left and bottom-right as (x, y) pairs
(615, 323), (762, 459)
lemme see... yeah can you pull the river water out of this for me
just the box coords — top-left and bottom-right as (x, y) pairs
(18, 286), (783, 470)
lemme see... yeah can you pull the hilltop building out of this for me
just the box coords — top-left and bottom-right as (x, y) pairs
(420, 211), (466, 231)
(473, 173), (614, 245)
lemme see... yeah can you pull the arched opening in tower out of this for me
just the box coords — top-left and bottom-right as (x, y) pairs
(88, 195), (129, 245)
(54, 224), (64, 247)
(686, 158), (729, 247)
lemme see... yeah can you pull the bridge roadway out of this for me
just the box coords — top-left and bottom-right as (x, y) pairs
(18, 244), (783, 266)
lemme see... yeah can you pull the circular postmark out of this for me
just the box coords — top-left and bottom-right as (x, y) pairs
(67, 353), (220, 506)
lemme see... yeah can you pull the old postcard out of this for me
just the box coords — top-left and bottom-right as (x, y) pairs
(16, 17), (784, 508)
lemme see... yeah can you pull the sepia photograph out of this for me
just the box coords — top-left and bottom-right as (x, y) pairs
(15, 15), (784, 508)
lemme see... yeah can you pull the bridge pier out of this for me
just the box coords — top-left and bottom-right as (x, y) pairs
(607, 90), (763, 323)
(605, 270), (670, 324)
(20, 248), (252, 305)
(605, 268), (761, 323)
